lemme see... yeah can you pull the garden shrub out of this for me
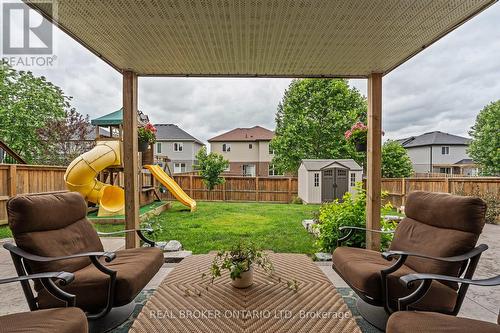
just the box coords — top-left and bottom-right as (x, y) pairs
(454, 184), (499, 224)
(315, 183), (394, 252)
(290, 196), (303, 204)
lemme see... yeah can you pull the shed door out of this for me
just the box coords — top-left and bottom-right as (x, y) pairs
(334, 168), (348, 201)
(321, 169), (334, 202)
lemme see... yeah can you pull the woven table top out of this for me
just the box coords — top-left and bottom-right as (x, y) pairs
(131, 253), (361, 333)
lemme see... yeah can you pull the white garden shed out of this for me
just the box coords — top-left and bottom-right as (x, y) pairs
(298, 159), (363, 204)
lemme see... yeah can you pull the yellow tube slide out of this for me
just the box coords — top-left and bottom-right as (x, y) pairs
(64, 140), (124, 217)
(145, 164), (196, 211)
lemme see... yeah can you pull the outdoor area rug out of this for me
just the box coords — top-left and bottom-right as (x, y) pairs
(122, 253), (363, 333)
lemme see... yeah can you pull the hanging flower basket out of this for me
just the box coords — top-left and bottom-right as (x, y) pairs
(345, 122), (368, 152)
(138, 123), (157, 152)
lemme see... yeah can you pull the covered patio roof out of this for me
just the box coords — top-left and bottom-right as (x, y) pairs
(28, 0), (495, 77)
(24, 0), (497, 249)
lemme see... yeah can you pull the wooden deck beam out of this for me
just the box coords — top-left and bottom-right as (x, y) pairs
(123, 71), (140, 248)
(366, 73), (383, 251)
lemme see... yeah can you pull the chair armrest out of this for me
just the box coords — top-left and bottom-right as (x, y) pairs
(338, 226), (395, 245)
(381, 244), (488, 262)
(400, 273), (500, 289)
(0, 272), (74, 286)
(3, 243), (116, 263)
(96, 227), (156, 247)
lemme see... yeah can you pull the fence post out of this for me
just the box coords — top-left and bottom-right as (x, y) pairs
(223, 181), (226, 201)
(255, 177), (259, 201)
(401, 178), (406, 207)
(8, 164), (17, 197)
(189, 174), (193, 197)
(288, 177), (292, 202)
(445, 177), (450, 193)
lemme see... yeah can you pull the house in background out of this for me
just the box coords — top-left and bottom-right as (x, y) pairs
(298, 159), (362, 204)
(397, 131), (479, 176)
(208, 126), (279, 177)
(154, 124), (204, 173)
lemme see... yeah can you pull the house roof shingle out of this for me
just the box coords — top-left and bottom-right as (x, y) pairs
(208, 126), (274, 142)
(154, 124), (204, 145)
(301, 159), (362, 171)
(397, 131), (471, 148)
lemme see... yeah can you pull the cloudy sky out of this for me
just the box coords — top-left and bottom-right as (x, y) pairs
(7, 1), (500, 143)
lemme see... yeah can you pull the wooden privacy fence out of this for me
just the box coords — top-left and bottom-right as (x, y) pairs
(381, 177), (500, 207)
(0, 164), (67, 223)
(160, 174), (298, 203)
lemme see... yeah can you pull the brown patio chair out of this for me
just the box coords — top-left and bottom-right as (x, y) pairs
(0, 271), (88, 333)
(3, 191), (164, 332)
(332, 191), (488, 330)
(386, 273), (500, 333)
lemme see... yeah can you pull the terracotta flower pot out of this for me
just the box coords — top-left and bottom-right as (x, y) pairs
(138, 140), (149, 152)
(231, 267), (253, 289)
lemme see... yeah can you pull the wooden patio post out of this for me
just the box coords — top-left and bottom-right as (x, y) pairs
(123, 71), (140, 249)
(366, 73), (383, 251)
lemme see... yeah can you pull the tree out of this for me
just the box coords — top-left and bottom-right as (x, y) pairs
(37, 108), (92, 165)
(195, 146), (229, 190)
(271, 79), (367, 173)
(0, 62), (69, 163)
(381, 140), (413, 178)
(468, 101), (500, 176)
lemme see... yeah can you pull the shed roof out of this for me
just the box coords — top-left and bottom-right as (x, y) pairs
(208, 126), (274, 142)
(397, 131), (471, 148)
(301, 159), (362, 171)
(155, 124), (204, 145)
(26, 0), (496, 77)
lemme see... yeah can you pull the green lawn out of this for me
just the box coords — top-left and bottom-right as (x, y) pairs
(0, 225), (11, 239)
(95, 201), (320, 254)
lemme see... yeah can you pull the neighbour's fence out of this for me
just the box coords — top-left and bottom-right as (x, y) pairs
(1, 164), (499, 225)
(381, 177), (500, 207)
(159, 174), (298, 203)
(0, 164), (67, 223)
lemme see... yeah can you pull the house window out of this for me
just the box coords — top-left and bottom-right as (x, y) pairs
(173, 163), (186, 173)
(440, 167), (451, 174)
(350, 173), (356, 186)
(441, 146), (449, 155)
(314, 173), (320, 187)
(156, 142), (162, 154)
(249, 143), (253, 149)
(222, 143), (231, 152)
(269, 146), (274, 155)
(268, 164), (283, 176)
(173, 142), (183, 152)
(242, 164), (255, 177)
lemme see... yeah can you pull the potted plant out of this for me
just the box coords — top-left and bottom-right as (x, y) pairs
(138, 123), (157, 152)
(208, 242), (273, 289)
(345, 121), (368, 152)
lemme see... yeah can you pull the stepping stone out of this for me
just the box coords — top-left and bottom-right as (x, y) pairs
(164, 240), (182, 252)
(164, 250), (192, 263)
(315, 252), (332, 261)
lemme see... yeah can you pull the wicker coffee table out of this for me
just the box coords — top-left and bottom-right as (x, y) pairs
(131, 253), (361, 333)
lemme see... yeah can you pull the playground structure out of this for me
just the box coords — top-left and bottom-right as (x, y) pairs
(64, 109), (196, 218)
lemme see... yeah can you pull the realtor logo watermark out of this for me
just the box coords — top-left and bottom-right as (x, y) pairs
(1, 0), (57, 68)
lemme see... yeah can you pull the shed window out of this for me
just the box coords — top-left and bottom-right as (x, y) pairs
(350, 173), (356, 186)
(314, 173), (320, 187)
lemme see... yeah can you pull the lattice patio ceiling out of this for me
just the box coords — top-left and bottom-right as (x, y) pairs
(27, 0), (496, 77)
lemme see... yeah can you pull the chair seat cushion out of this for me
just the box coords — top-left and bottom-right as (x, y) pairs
(38, 247), (164, 313)
(0, 307), (87, 333)
(387, 311), (500, 333)
(332, 247), (457, 312)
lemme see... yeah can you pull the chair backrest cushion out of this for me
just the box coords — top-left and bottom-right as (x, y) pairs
(390, 191), (486, 283)
(7, 191), (103, 274)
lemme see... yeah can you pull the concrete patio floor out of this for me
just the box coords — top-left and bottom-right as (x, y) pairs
(1, 224), (498, 326)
